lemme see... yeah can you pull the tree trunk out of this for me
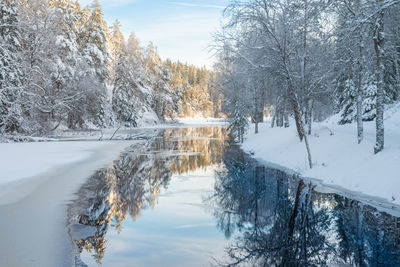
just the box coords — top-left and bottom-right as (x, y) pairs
(284, 96), (289, 128)
(306, 99), (313, 135)
(373, 9), (385, 154)
(394, 43), (400, 100)
(284, 111), (289, 128)
(357, 30), (364, 144)
(271, 98), (278, 128)
(290, 90), (305, 142)
(303, 129), (313, 169)
(288, 83), (312, 168)
(277, 110), (283, 127)
(271, 111), (276, 128)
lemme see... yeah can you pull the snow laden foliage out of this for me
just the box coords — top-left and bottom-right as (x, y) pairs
(1, 0), (219, 135)
(144, 43), (175, 121)
(165, 60), (222, 118)
(77, 0), (110, 127)
(0, 0), (23, 133)
(111, 31), (145, 127)
(227, 101), (249, 143)
(214, 0), (400, 157)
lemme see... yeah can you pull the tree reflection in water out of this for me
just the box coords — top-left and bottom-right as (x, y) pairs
(67, 127), (400, 266)
(209, 145), (400, 267)
(67, 126), (227, 265)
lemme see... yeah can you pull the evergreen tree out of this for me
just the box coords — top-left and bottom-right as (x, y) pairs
(78, 0), (110, 126)
(363, 81), (377, 121)
(228, 100), (249, 143)
(109, 20), (125, 83)
(112, 32), (150, 126)
(79, 0), (109, 83)
(145, 43), (173, 120)
(338, 80), (357, 124)
(0, 0), (23, 133)
(112, 39), (140, 126)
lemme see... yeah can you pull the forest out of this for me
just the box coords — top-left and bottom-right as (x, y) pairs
(0, 0), (220, 135)
(1, 1), (400, 265)
(215, 0), (400, 160)
(1, 0), (400, 157)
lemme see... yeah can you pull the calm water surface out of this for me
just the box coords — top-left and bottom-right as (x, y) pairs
(67, 126), (400, 266)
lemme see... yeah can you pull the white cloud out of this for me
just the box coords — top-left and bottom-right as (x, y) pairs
(78, 0), (137, 8)
(168, 1), (225, 9)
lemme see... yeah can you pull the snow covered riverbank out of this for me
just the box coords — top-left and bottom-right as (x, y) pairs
(242, 105), (400, 206)
(0, 140), (138, 266)
(0, 119), (227, 144)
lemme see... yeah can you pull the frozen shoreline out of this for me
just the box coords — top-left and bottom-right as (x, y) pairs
(0, 119), (227, 144)
(242, 105), (400, 208)
(0, 140), (138, 266)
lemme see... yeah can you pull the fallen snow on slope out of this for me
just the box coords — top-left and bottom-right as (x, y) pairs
(243, 104), (400, 205)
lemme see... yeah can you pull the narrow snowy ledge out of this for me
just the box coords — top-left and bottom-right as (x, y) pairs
(242, 105), (400, 206)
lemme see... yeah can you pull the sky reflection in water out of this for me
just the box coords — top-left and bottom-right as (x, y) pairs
(67, 126), (400, 267)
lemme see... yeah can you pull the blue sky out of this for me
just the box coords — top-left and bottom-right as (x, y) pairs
(79, 0), (230, 67)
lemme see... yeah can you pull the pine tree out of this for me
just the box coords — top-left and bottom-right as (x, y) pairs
(145, 42), (173, 120)
(48, 0), (84, 128)
(0, 0), (23, 133)
(228, 100), (249, 143)
(79, 0), (110, 126)
(338, 80), (357, 124)
(112, 37), (140, 126)
(112, 32), (148, 126)
(109, 20), (125, 83)
(363, 78), (377, 121)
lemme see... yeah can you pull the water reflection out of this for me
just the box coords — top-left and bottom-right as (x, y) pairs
(67, 126), (400, 267)
(67, 127), (227, 265)
(210, 145), (400, 266)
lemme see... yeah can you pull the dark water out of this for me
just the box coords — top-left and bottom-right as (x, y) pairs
(67, 126), (400, 266)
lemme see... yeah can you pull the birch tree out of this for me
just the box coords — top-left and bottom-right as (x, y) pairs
(217, 0), (314, 168)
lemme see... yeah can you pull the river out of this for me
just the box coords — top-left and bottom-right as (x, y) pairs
(1, 126), (400, 266)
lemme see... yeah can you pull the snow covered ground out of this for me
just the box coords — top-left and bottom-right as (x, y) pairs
(0, 141), (103, 187)
(243, 104), (400, 206)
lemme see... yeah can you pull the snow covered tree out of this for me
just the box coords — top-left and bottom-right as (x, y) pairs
(78, 0), (110, 127)
(145, 42), (173, 121)
(112, 32), (151, 126)
(18, 0), (63, 132)
(228, 100), (249, 143)
(112, 45), (140, 126)
(79, 0), (109, 83)
(214, 0), (400, 157)
(338, 80), (357, 125)
(216, 0), (314, 168)
(0, 0), (184, 134)
(0, 0), (23, 133)
(363, 80), (377, 121)
(48, 0), (85, 129)
(372, 0), (385, 154)
(165, 60), (217, 118)
(109, 20), (125, 83)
